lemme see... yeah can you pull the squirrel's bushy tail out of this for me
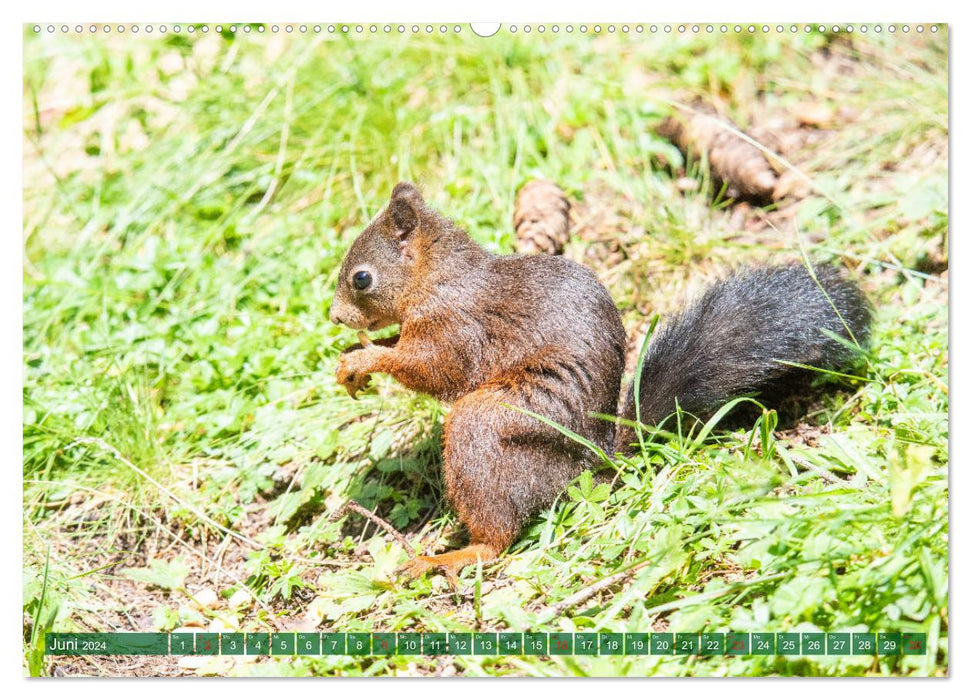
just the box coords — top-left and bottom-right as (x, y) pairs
(619, 263), (870, 445)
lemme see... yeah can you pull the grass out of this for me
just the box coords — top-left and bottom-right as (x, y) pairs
(23, 25), (947, 676)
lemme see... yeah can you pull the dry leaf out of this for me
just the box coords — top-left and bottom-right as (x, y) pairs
(188, 588), (220, 611)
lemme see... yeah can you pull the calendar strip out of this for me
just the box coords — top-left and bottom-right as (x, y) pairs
(45, 631), (927, 657)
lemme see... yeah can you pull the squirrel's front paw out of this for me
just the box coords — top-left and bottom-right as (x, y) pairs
(336, 350), (374, 399)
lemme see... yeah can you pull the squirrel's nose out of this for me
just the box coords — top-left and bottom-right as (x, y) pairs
(329, 304), (344, 326)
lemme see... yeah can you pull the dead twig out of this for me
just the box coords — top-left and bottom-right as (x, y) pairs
(339, 500), (416, 557)
(539, 560), (652, 623)
(754, 444), (844, 485)
(68, 437), (263, 550)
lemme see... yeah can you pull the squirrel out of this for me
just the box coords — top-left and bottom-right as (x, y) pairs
(329, 181), (871, 586)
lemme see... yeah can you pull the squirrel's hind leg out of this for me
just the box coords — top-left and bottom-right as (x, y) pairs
(397, 388), (543, 586)
(397, 544), (500, 589)
(398, 386), (580, 586)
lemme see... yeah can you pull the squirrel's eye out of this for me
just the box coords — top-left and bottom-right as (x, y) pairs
(352, 270), (373, 291)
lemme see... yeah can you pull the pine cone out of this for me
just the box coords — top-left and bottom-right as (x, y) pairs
(513, 179), (571, 255)
(659, 109), (778, 204)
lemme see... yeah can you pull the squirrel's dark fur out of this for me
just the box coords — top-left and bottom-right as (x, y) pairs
(329, 182), (871, 584)
(619, 264), (871, 442)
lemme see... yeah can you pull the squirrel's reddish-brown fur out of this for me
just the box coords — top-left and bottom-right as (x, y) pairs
(329, 182), (870, 585)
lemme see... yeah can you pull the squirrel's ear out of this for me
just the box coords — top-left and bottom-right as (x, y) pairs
(391, 181), (422, 202)
(389, 181), (422, 242)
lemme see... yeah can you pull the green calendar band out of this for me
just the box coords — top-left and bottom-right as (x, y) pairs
(46, 633), (169, 656)
(44, 631), (928, 657)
